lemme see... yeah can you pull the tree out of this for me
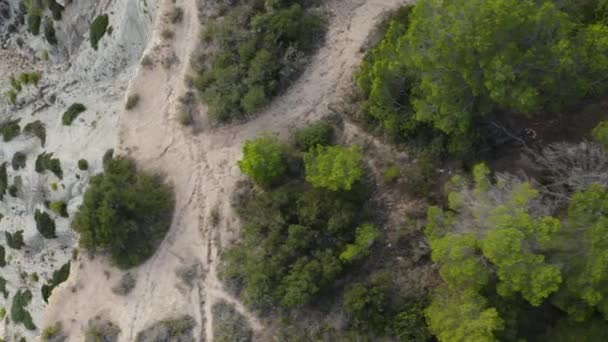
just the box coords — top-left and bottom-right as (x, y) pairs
(238, 134), (287, 187)
(303, 145), (363, 191)
(71, 157), (174, 268)
(343, 272), (393, 332)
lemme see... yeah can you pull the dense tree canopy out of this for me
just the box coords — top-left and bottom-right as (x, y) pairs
(238, 134), (287, 188)
(303, 145), (364, 191)
(71, 157), (174, 268)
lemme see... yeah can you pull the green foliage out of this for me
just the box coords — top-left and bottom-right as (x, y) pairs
(592, 121), (608, 149)
(11, 289), (35, 330)
(0, 277), (7, 299)
(294, 121), (333, 151)
(383, 165), (400, 184)
(90, 14), (109, 50)
(62, 103), (86, 125)
(35, 210), (57, 238)
(0, 119), (21, 142)
(4, 90), (17, 105)
(78, 159), (89, 170)
(339, 223), (380, 262)
(303, 145), (364, 191)
(49, 201), (68, 217)
(35, 152), (62, 179)
(223, 177), (372, 310)
(392, 301), (432, 342)
(19, 72), (41, 86)
(238, 134), (287, 187)
(41, 262), (70, 303)
(8, 184), (17, 197)
(0, 246), (5, 267)
(6, 230), (25, 250)
(196, 1), (324, 121)
(43, 18), (57, 45)
(12, 152), (26, 170)
(0, 163), (7, 200)
(23, 120), (46, 147)
(71, 157), (174, 268)
(343, 272), (393, 332)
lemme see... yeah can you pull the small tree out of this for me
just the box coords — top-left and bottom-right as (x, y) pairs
(303, 145), (363, 191)
(238, 134), (287, 187)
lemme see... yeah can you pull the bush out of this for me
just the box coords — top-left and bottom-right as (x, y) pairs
(125, 94), (140, 110)
(0, 245), (6, 267)
(295, 121), (333, 151)
(8, 184), (17, 197)
(4, 90), (17, 105)
(23, 120), (46, 146)
(303, 145), (364, 191)
(78, 159), (89, 170)
(196, 1), (325, 122)
(47, 0), (64, 20)
(5, 230), (25, 250)
(41, 262), (70, 302)
(11, 290), (35, 330)
(238, 134), (287, 188)
(343, 272), (393, 332)
(0, 163), (7, 200)
(19, 72), (41, 85)
(383, 165), (401, 184)
(35, 209), (57, 238)
(43, 18), (57, 45)
(27, 13), (41, 35)
(49, 201), (68, 217)
(11, 152), (26, 170)
(0, 119), (21, 142)
(62, 103), (86, 125)
(72, 157), (174, 268)
(391, 301), (432, 342)
(90, 14), (109, 50)
(35, 152), (63, 179)
(0, 277), (7, 298)
(135, 316), (195, 342)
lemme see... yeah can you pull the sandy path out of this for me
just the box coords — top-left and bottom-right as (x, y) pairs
(42, 0), (408, 340)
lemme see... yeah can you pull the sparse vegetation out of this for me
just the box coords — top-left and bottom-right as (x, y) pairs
(72, 156), (174, 268)
(11, 289), (35, 330)
(62, 103), (86, 125)
(11, 152), (26, 170)
(212, 301), (252, 342)
(23, 120), (46, 146)
(41, 262), (70, 302)
(90, 14), (109, 50)
(41, 322), (63, 341)
(125, 93), (140, 110)
(161, 28), (174, 40)
(169, 6), (183, 23)
(84, 319), (120, 342)
(111, 273), (136, 296)
(194, 0), (325, 122)
(8, 184), (17, 197)
(135, 316), (195, 342)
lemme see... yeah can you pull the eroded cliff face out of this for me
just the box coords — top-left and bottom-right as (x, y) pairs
(0, 0), (159, 340)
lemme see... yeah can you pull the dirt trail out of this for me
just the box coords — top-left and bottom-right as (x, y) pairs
(42, 0), (408, 340)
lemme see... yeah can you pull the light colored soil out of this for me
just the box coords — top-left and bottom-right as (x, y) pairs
(42, 0), (410, 340)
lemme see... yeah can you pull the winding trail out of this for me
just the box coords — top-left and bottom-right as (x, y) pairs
(42, 0), (409, 340)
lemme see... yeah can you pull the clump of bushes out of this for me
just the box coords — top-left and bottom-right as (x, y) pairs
(295, 121), (333, 151)
(5, 230), (25, 250)
(0, 119), (21, 142)
(195, 1), (325, 122)
(125, 94), (140, 110)
(78, 158), (89, 170)
(238, 134), (287, 188)
(11, 289), (35, 330)
(212, 301), (252, 342)
(24, 120), (46, 146)
(35, 209), (57, 239)
(62, 103), (86, 125)
(90, 14), (109, 50)
(303, 145), (364, 191)
(41, 262), (70, 302)
(35, 152), (63, 179)
(72, 156), (174, 268)
(11, 152), (26, 170)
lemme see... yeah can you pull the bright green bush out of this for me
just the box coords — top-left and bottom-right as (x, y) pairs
(294, 121), (333, 151)
(238, 134), (287, 188)
(196, 1), (324, 121)
(11, 152), (26, 170)
(72, 156), (174, 268)
(592, 121), (608, 148)
(35, 210), (57, 238)
(303, 145), (364, 191)
(339, 223), (380, 262)
(62, 103), (86, 125)
(49, 201), (68, 217)
(90, 14), (109, 50)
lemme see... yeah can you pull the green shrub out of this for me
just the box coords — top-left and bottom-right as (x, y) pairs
(8, 184), (17, 197)
(0, 277), (7, 298)
(592, 121), (608, 149)
(343, 272), (393, 332)
(0, 120), (21, 142)
(90, 14), (109, 50)
(391, 301), (432, 342)
(47, 0), (64, 20)
(10, 75), (22, 92)
(196, 1), (325, 122)
(0, 163), (7, 200)
(11, 152), (26, 170)
(19, 72), (41, 85)
(5, 230), (25, 250)
(0, 245), (6, 267)
(35, 210), (57, 238)
(28, 13), (41, 35)
(295, 121), (333, 151)
(78, 159), (89, 170)
(49, 201), (68, 217)
(303, 145), (364, 191)
(339, 223), (380, 263)
(62, 103), (86, 125)
(11, 290), (35, 330)
(35, 152), (63, 179)
(4, 90), (17, 105)
(41, 262), (70, 302)
(72, 157), (174, 268)
(23, 120), (46, 146)
(238, 134), (288, 188)
(383, 165), (401, 184)
(43, 18), (57, 45)
(125, 94), (140, 110)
